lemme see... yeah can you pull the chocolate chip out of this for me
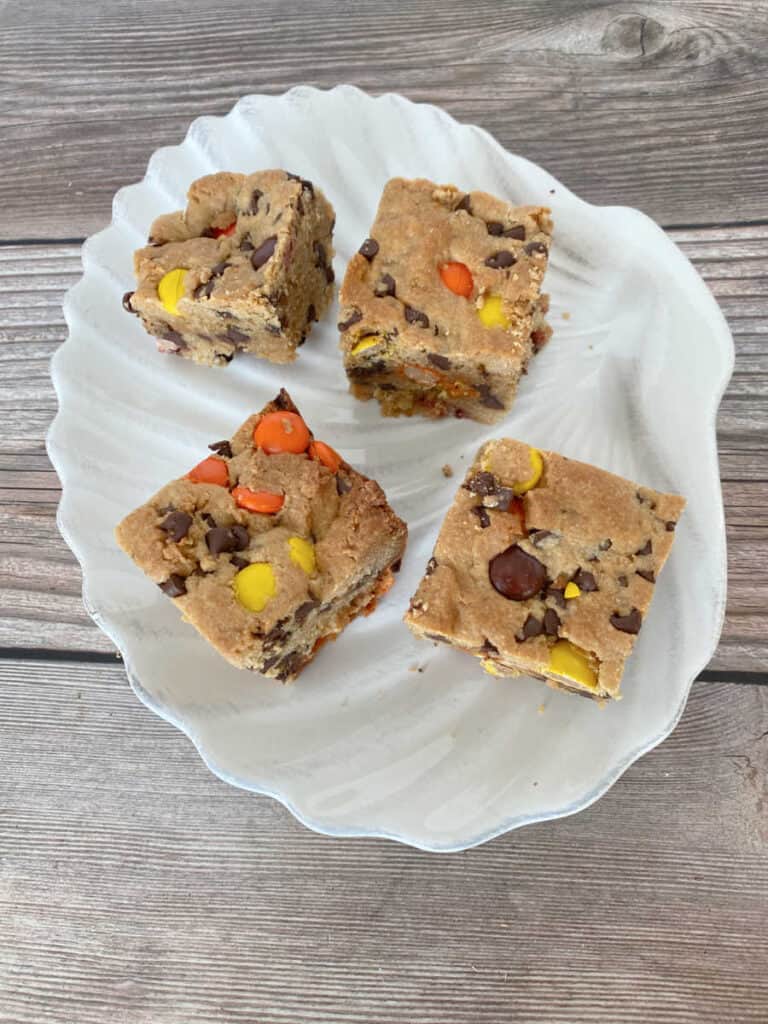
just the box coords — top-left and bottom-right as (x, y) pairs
(294, 599), (319, 625)
(194, 278), (216, 300)
(425, 556), (437, 576)
(338, 309), (362, 332)
(665, 521), (677, 531)
(260, 654), (282, 672)
(531, 329), (548, 352)
(484, 251), (517, 270)
(251, 236), (277, 271)
(211, 260), (229, 277)
(286, 172), (314, 194)
(296, 194), (305, 215)
(205, 525), (249, 556)
(636, 569), (656, 583)
(347, 362), (386, 380)
(617, 575), (628, 588)
(273, 389), (294, 411)
(359, 238), (379, 260)
(307, 303), (316, 324)
(456, 194), (472, 213)
(525, 241), (548, 257)
(240, 237), (254, 252)
(610, 608), (642, 634)
(122, 291), (137, 314)
(263, 617), (290, 650)
(573, 570), (598, 592)
(465, 472), (497, 496)
(374, 273), (396, 298)
(493, 488), (516, 513)
(486, 221), (504, 236)
(471, 505), (491, 529)
(246, 189), (262, 214)
(543, 608), (560, 637)
(201, 512), (217, 528)
(158, 327), (186, 347)
(635, 540), (652, 557)
(159, 574), (187, 598)
(505, 225), (527, 240)
(530, 530), (554, 547)
(324, 264), (334, 284)
(225, 326), (250, 344)
(336, 474), (352, 495)
(454, 409), (466, 419)
(427, 352), (452, 370)
(489, 544), (547, 601)
(231, 555), (250, 570)
(391, 558), (402, 574)
(477, 384), (504, 410)
(404, 305), (429, 329)
(519, 614), (543, 640)
(545, 586), (566, 608)
(314, 241), (327, 267)
(159, 511), (192, 543)
(425, 633), (447, 644)
(480, 638), (499, 655)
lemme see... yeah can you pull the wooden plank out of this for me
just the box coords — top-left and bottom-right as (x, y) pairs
(1, 231), (766, 666)
(0, 1), (767, 238)
(0, 658), (766, 1023)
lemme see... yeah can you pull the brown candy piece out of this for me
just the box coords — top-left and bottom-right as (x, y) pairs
(488, 544), (547, 601)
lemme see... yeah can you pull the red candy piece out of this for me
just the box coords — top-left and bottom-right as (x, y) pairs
(187, 456), (229, 486)
(211, 221), (236, 238)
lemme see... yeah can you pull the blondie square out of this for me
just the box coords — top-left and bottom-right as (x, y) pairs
(115, 390), (407, 681)
(338, 178), (552, 423)
(124, 170), (335, 366)
(405, 439), (685, 700)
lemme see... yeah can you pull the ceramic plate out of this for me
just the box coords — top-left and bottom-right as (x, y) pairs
(48, 86), (733, 851)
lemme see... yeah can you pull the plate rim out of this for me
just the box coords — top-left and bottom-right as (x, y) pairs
(47, 84), (734, 852)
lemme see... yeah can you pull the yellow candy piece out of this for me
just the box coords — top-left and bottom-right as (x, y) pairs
(233, 563), (276, 613)
(477, 295), (510, 330)
(350, 334), (382, 356)
(548, 640), (598, 691)
(157, 268), (188, 315)
(564, 582), (581, 599)
(513, 447), (544, 495)
(288, 536), (316, 575)
(481, 658), (503, 677)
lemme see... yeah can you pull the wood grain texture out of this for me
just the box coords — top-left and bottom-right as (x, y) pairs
(1, 658), (766, 1024)
(1, 232), (765, 666)
(0, 0), (767, 237)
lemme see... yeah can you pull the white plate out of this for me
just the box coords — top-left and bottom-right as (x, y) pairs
(49, 86), (733, 851)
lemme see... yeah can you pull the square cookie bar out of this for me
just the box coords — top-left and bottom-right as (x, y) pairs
(338, 178), (552, 424)
(124, 170), (335, 366)
(115, 390), (407, 681)
(405, 439), (685, 700)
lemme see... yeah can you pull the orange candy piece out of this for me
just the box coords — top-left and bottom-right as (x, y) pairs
(439, 261), (474, 298)
(187, 456), (229, 486)
(253, 411), (310, 455)
(309, 440), (342, 473)
(232, 486), (284, 514)
(211, 221), (236, 238)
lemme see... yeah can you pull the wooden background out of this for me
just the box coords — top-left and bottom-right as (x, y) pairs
(1, 1), (767, 1021)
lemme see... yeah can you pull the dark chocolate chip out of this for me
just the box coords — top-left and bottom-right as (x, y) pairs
(471, 505), (491, 529)
(338, 309), (362, 332)
(260, 653), (282, 672)
(573, 570), (598, 592)
(336, 474), (352, 495)
(610, 608), (642, 634)
(391, 558), (402, 574)
(263, 619), (289, 650)
(240, 237), (255, 252)
(636, 569), (656, 583)
(546, 586), (566, 608)
(208, 440), (232, 458)
(543, 608), (560, 637)
(347, 361), (386, 379)
(425, 556), (438, 576)
(286, 172), (314, 194)
(159, 511), (192, 543)
(427, 352), (452, 370)
(325, 264), (335, 284)
(484, 250), (517, 270)
(374, 273), (396, 298)
(313, 240), (327, 266)
(489, 544), (547, 601)
(465, 472), (497, 496)
(519, 614), (543, 639)
(618, 575), (628, 588)
(486, 221), (504, 236)
(477, 384), (504, 410)
(404, 305), (429, 329)
(529, 530), (554, 547)
(219, 353), (234, 364)
(480, 638), (499, 655)
(635, 540), (653, 557)
(525, 241), (548, 257)
(205, 525), (249, 556)
(122, 291), (137, 314)
(159, 574), (187, 598)
(250, 236), (277, 271)
(223, 326), (248, 345)
(359, 238), (379, 260)
(158, 327), (186, 347)
(230, 556), (250, 571)
(307, 303), (316, 324)
(294, 599), (320, 625)
(211, 260), (229, 277)
(296, 194), (305, 215)
(201, 512), (217, 528)
(194, 278), (216, 300)
(456, 194), (472, 213)
(665, 520), (677, 531)
(504, 225), (527, 240)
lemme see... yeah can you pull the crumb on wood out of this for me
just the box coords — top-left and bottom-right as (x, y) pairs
(442, 464), (453, 478)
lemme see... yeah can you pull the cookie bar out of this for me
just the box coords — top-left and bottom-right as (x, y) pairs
(115, 390), (406, 681)
(404, 439), (685, 700)
(338, 178), (552, 424)
(124, 171), (335, 366)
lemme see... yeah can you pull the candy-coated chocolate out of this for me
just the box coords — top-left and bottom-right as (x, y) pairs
(234, 563), (276, 612)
